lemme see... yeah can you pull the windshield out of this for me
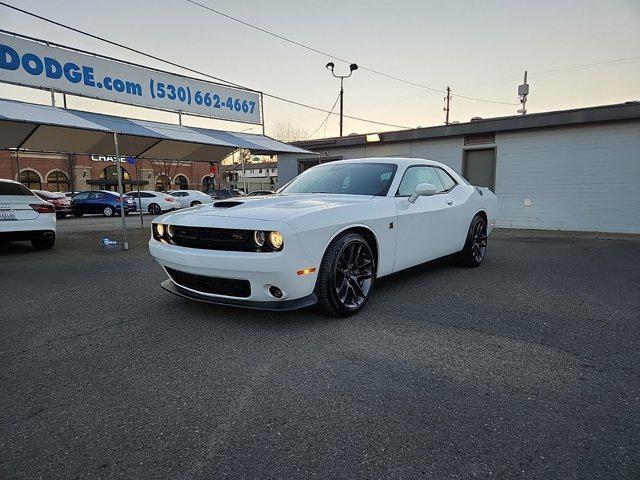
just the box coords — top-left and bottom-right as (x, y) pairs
(280, 162), (397, 196)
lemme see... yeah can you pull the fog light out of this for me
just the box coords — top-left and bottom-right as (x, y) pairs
(269, 285), (283, 299)
(268, 231), (284, 250)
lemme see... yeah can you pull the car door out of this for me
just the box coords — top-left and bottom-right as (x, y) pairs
(88, 192), (105, 213)
(72, 192), (90, 214)
(393, 165), (457, 271)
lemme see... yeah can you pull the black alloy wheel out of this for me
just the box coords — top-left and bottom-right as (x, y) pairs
(317, 232), (376, 317)
(459, 215), (488, 267)
(148, 203), (161, 215)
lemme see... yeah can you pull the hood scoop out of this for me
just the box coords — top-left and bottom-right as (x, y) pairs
(213, 201), (244, 208)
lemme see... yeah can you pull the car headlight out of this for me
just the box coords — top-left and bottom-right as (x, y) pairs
(166, 224), (174, 238)
(253, 230), (266, 247)
(268, 231), (284, 250)
(155, 223), (164, 238)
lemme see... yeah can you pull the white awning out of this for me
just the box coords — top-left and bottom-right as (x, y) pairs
(0, 98), (312, 161)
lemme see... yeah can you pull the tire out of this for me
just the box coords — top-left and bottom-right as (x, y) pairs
(74, 212), (83, 218)
(56, 213), (67, 219)
(148, 203), (162, 215)
(190, 201), (201, 207)
(458, 215), (488, 267)
(316, 232), (376, 317)
(31, 233), (55, 250)
(103, 206), (114, 217)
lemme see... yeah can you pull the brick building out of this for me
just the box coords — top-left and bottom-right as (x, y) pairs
(0, 150), (215, 193)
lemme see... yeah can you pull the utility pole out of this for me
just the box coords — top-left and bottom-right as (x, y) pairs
(517, 71), (529, 115)
(443, 86), (451, 125)
(339, 77), (344, 137)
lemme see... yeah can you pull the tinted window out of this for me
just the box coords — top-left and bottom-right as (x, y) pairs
(141, 192), (155, 198)
(281, 163), (397, 196)
(397, 166), (445, 196)
(0, 182), (33, 195)
(126, 192), (139, 198)
(436, 168), (457, 191)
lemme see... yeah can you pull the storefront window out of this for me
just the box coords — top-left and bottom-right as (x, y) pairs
(99, 166), (131, 192)
(46, 171), (69, 192)
(18, 170), (41, 190)
(174, 175), (188, 190)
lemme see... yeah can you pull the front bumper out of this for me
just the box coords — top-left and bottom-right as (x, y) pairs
(161, 279), (317, 311)
(148, 223), (319, 306)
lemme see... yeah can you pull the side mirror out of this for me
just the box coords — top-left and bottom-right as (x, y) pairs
(408, 183), (437, 203)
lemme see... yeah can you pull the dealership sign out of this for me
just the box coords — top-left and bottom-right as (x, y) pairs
(0, 32), (262, 124)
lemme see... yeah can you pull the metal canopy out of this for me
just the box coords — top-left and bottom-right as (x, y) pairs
(0, 98), (312, 161)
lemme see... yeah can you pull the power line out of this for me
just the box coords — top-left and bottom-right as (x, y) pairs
(0, 1), (412, 130)
(181, 0), (517, 106)
(307, 91), (341, 139)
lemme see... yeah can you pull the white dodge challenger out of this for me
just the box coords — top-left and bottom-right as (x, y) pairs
(149, 158), (497, 316)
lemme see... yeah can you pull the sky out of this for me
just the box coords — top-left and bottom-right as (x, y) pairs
(1, 0), (639, 139)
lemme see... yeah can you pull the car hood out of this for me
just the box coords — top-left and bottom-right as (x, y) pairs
(160, 194), (374, 223)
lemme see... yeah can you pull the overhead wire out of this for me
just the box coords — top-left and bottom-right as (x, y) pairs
(0, 1), (412, 129)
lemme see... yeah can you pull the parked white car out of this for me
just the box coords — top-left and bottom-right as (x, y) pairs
(150, 158), (497, 316)
(0, 179), (56, 249)
(167, 190), (213, 208)
(125, 191), (181, 215)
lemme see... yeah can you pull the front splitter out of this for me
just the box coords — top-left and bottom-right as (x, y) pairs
(160, 279), (318, 312)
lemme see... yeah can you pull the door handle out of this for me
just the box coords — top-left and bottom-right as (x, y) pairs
(445, 200), (453, 206)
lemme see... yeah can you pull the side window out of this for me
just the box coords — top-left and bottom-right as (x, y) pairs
(141, 192), (154, 198)
(73, 192), (89, 201)
(127, 192), (138, 198)
(435, 168), (457, 191)
(397, 166), (445, 196)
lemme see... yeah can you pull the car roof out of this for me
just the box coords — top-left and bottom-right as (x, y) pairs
(0, 178), (23, 185)
(326, 157), (442, 167)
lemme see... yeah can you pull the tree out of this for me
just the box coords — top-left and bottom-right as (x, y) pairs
(269, 120), (308, 143)
(149, 159), (188, 191)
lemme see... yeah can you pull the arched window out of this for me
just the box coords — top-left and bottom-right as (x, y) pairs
(202, 176), (214, 192)
(99, 166), (131, 192)
(174, 175), (189, 190)
(46, 171), (69, 192)
(155, 175), (171, 192)
(19, 170), (41, 190)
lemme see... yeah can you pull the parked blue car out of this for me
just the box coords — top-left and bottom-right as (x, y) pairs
(71, 190), (137, 217)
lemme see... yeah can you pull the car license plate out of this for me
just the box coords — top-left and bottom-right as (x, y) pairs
(0, 207), (17, 221)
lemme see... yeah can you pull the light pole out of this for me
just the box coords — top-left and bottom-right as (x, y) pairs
(326, 62), (358, 137)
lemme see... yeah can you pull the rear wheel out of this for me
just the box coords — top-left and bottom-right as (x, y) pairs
(458, 215), (487, 267)
(148, 203), (161, 215)
(190, 201), (201, 207)
(31, 233), (55, 250)
(316, 233), (376, 317)
(103, 206), (114, 217)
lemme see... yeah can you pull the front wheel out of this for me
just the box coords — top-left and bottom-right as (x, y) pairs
(458, 215), (488, 267)
(316, 233), (376, 317)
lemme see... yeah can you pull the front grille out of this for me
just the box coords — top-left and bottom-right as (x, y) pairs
(165, 267), (251, 298)
(170, 226), (256, 251)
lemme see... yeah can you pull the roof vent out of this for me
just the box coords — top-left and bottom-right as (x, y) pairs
(470, 116), (484, 122)
(213, 201), (243, 208)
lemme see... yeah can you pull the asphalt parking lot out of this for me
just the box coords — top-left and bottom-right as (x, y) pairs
(1, 225), (639, 479)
